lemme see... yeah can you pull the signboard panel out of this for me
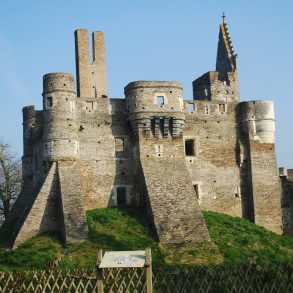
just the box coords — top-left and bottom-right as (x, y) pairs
(99, 250), (146, 268)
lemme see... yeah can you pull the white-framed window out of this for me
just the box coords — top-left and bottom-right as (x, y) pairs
(219, 104), (227, 114)
(154, 93), (167, 105)
(156, 96), (164, 105)
(188, 103), (195, 113)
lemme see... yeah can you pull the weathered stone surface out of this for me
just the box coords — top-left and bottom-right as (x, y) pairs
(14, 162), (61, 247)
(58, 161), (88, 242)
(140, 158), (210, 245)
(2, 18), (288, 248)
(280, 176), (293, 236)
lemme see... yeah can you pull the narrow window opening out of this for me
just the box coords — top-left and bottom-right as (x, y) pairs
(219, 104), (226, 114)
(156, 96), (164, 105)
(151, 118), (155, 137)
(117, 187), (127, 206)
(185, 139), (195, 156)
(86, 101), (94, 112)
(188, 103), (195, 113)
(46, 96), (53, 108)
(193, 184), (199, 200)
(205, 105), (210, 114)
(160, 118), (164, 136)
(115, 138), (125, 154)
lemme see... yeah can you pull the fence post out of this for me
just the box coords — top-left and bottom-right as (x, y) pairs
(96, 249), (104, 293)
(145, 248), (153, 293)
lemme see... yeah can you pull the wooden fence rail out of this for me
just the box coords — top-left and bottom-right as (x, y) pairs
(0, 263), (292, 292)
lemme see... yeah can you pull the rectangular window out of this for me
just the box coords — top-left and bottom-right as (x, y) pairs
(156, 96), (164, 105)
(185, 139), (195, 156)
(86, 101), (94, 112)
(115, 138), (125, 153)
(117, 187), (127, 206)
(193, 184), (199, 200)
(219, 104), (226, 114)
(46, 96), (53, 108)
(205, 104), (210, 115)
(188, 103), (195, 113)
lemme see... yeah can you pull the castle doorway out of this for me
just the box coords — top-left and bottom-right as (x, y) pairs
(117, 187), (127, 206)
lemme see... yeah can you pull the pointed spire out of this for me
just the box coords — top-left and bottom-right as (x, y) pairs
(216, 14), (237, 73)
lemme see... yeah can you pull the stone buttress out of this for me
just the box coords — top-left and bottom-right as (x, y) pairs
(1, 16), (287, 248)
(125, 81), (211, 245)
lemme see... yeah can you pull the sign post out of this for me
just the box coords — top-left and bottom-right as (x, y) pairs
(96, 248), (152, 293)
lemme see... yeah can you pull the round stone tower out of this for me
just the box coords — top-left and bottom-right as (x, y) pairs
(42, 72), (79, 161)
(239, 100), (275, 143)
(124, 81), (185, 137)
(254, 100), (275, 143)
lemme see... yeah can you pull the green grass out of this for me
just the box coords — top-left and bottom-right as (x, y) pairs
(0, 207), (292, 270)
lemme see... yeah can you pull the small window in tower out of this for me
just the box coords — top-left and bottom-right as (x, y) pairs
(86, 101), (94, 112)
(156, 96), (164, 105)
(117, 187), (127, 206)
(185, 139), (195, 156)
(46, 96), (53, 108)
(219, 104), (226, 114)
(193, 184), (199, 200)
(205, 104), (210, 115)
(188, 103), (195, 113)
(115, 138), (125, 153)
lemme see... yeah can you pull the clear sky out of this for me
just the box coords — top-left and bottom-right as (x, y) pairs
(0, 0), (292, 167)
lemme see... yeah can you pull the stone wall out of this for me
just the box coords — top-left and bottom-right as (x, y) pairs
(4, 22), (287, 248)
(58, 161), (88, 242)
(280, 176), (293, 236)
(14, 163), (61, 247)
(183, 99), (242, 217)
(140, 158), (210, 245)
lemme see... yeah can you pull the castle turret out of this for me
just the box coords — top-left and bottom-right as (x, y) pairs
(193, 16), (239, 102)
(22, 105), (35, 184)
(125, 81), (185, 139)
(42, 72), (79, 161)
(238, 100), (282, 234)
(75, 29), (108, 98)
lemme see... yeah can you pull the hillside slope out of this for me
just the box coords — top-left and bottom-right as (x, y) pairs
(0, 207), (292, 270)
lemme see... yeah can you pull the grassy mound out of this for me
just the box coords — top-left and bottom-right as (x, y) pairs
(0, 207), (292, 270)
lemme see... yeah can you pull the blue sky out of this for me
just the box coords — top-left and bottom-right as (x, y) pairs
(0, 0), (292, 167)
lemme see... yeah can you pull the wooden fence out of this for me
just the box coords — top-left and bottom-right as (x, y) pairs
(0, 263), (292, 292)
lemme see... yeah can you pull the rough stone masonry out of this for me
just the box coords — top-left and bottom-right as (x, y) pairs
(2, 17), (292, 248)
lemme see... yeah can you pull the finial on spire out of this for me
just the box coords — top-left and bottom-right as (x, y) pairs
(222, 12), (226, 24)
(216, 13), (237, 72)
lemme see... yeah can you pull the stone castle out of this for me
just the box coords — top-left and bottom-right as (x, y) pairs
(3, 18), (293, 248)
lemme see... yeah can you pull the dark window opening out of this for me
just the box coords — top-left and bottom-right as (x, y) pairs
(193, 184), (199, 200)
(46, 96), (53, 108)
(160, 118), (164, 136)
(117, 187), (127, 206)
(185, 139), (195, 156)
(151, 118), (155, 137)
